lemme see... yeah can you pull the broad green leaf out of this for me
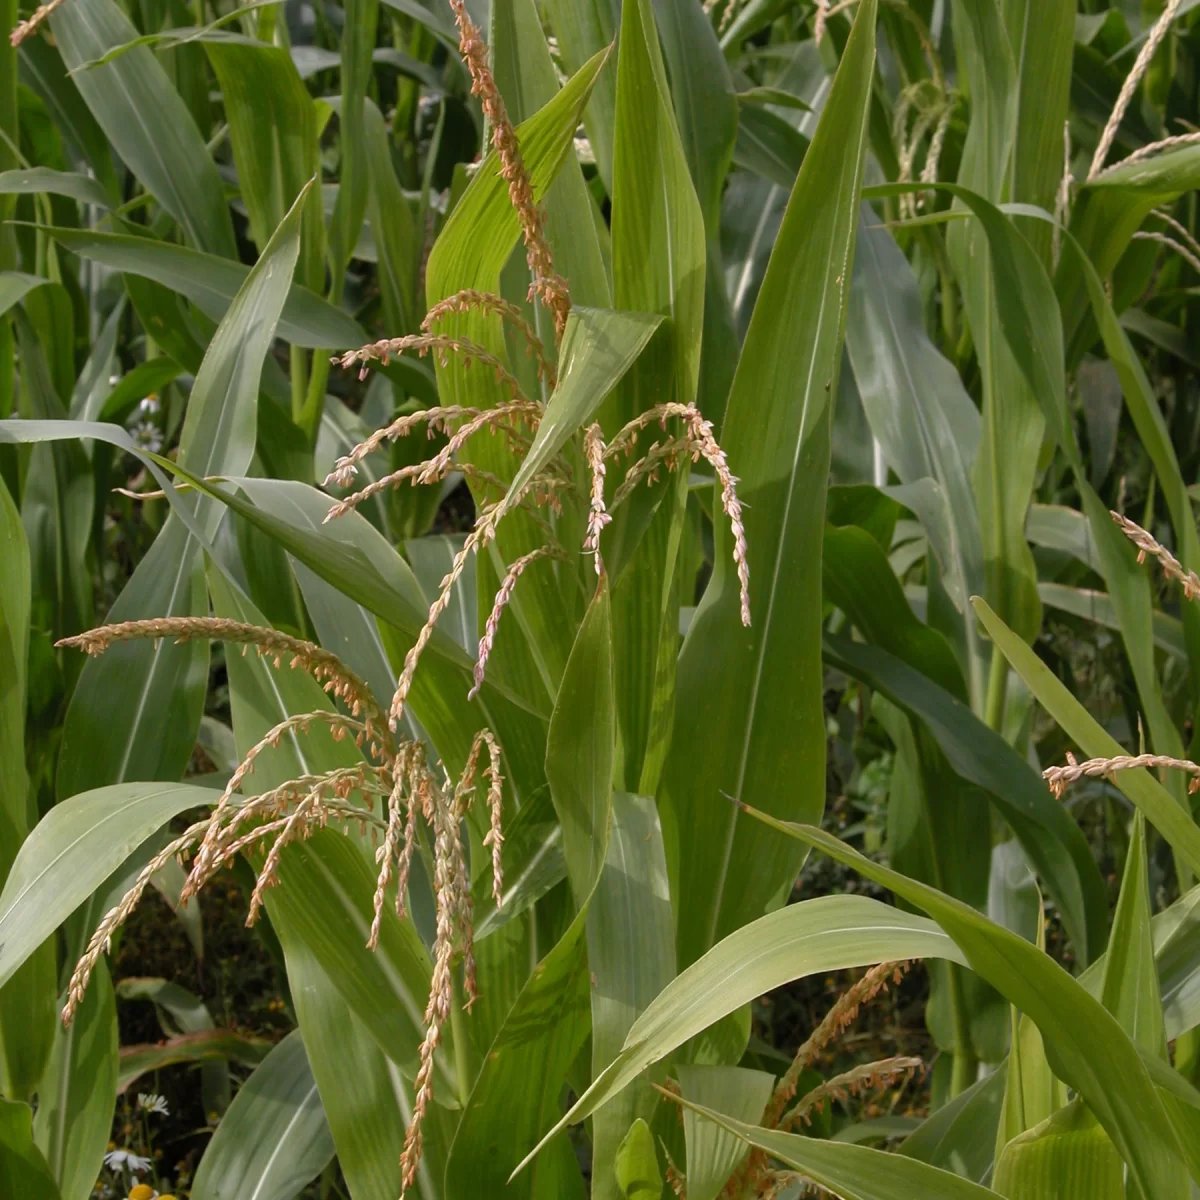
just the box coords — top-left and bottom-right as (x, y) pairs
(844, 213), (986, 705)
(662, 0), (876, 969)
(1064, 145), (1200, 360)
(446, 909), (591, 1199)
(34, 963), (117, 1200)
(16, 38), (117, 197)
(992, 1099), (1124, 1200)
(286, 941), (449, 1200)
(117, 1029), (272, 1094)
(50, 0), (236, 257)
(744, 812), (1189, 1200)
(0, 1099), (59, 1200)
(947, 0), (1041, 652)
(328, 0), (378, 287)
(974, 597), (1200, 879)
(204, 40), (323, 292)
(824, 523), (966, 701)
(649, 0), (737, 237)
(0, 167), (110, 209)
(1004, 0), (1076, 268)
(541, 0), (619, 190)
(41, 226), (363, 350)
(588, 793), (676, 1200)
(674, 1096), (998, 1200)
(58, 186), (307, 801)
(190, 1031), (335, 1200)
(288, 940), (448, 1200)
(900, 1067), (1007, 1184)
(1101, 812), (1168, 1059)
(545, 580), (614, 904)
(614, 1117), (662, 1200)
(0, 782), (214, 991)
(677, 1065), (774, 1200)
(516, 893), (964, 1169)
(13, 316), (93, 640)
(823, 634), (1106, 962)
(0, 272), (49, 319)
(0, 474), (54, 1099)
(605, 0), (706, 799)
(363, 97), (417, 334)
(733, 103), (808, 188)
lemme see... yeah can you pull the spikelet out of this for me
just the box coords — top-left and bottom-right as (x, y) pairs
(1112, 509), (1200, 600)
(446, 0), (571, 340)
(1044, 750), (1200, 798)
(423, 288), (557, 387)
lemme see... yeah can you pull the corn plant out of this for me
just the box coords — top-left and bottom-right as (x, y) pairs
(4, 0), (1200, 1197)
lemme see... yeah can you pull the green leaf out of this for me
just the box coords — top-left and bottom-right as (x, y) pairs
(545, 579), (614, 904)
(58, 185), (307, 801)
(328, 0), (378, 286)
(992, 1098), (1124, 1200)
(0, 272), (49, 319)
(40, 225), (363, 350)
(190, 1031), (335, 1200)
(0, 1099), (59, 1200)
(899, 1067), (1007, 1184)
(34, 962), (118, 1200)
(1101, 812), (1169, 1059)
(742, 811), (1190, 1200)
(973, 597), (1200, 879)
(614, 1117), (662, 1200)
(16, 38), (118, 198)
(588, 793), (676, 1200)
(50, 0), (236, 256)
(677, 1065), (774, 1200)
(823, 634), (1106, 963)
(733, 103), (808, 188)
(540, 0), (619, 190)
(287, 940), (449, 1200)
(844, 214), (986, 704)
(661, 0), (876, 967)
(516, 893), (964, 1170)
(117, 1030), (273, 1095)
(363, 96), (417, 334)
(674, 1096), (998, 1200)
(0, 473), (54, 1101)
(0, 783), (214, 991)
(447, 910), (591, 1199)
(0, 168), (110, 209)
(204, 40), (323, 291)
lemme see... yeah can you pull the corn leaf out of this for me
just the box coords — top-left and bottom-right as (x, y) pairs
(190, 1031), (335, 1200)
(743, 811), (1190, 1199)
(50, 0), (236, 257)
(515, 892), (965, 1170)
(661, 0), (877, 968)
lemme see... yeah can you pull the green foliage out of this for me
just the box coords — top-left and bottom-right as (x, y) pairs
(5, 0), (1200, 1197)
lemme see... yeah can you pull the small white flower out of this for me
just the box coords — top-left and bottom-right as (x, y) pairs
(103, 1149), (152, 1175)
(137, 1092), (169, 1116)
(138, 394), (160, 417)
(131, 421), (163, 453)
